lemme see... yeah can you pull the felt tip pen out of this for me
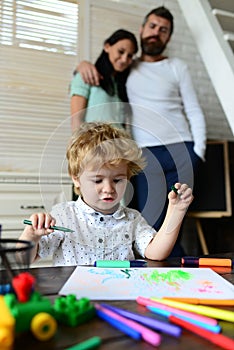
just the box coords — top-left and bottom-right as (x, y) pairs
(171, 185), (178, 194)
(95, 304), (161, 346)
(100, 303), (181, 337)
(137, 296), (218, 326)
(152, 298), (234, 323)
(170, 315), (234, 350)
(65, 336), (101, 350)
(23, 219), (74, 233)
(162, 297), (234, 306)
(96, 309), (141, 340)
(181, 256), (233, 267)
(147, 305), (221, 333)
(94, 260), (147, 268)
(202, 266), (233, 274)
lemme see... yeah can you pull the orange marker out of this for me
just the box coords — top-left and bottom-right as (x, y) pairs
(181, 257), (233, 267)
(200, 266), (232, 274)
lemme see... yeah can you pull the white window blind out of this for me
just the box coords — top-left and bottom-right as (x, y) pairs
(0, 0), (79, 174)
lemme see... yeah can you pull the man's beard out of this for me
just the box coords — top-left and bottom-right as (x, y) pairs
(141, 36), (167, 56)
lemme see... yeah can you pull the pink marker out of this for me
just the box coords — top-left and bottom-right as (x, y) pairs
(95, 303), (161, 346)
(136, 296), (218, 326)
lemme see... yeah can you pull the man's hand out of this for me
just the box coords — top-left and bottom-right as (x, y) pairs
(76, 61), (102, 86)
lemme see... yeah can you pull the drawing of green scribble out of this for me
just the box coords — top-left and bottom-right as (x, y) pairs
(120, 268), (132, 279)
(141, 269), (192, 288)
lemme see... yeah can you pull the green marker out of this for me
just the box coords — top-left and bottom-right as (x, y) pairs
(171, 185), (178, 194)
(94, 260), (147, 267)
(65, 336), (101, 350)
(23, 219), (74, 233)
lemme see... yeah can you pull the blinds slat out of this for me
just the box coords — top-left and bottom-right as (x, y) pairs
(0, 0), (78, 174)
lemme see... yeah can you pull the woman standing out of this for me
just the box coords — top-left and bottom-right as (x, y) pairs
(70, 29), (138, 132)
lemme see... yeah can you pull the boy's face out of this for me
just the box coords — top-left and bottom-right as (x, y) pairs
(72, 162), (128, 214)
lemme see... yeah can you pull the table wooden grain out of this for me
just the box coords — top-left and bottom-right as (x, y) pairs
(14, 253), (234, 350)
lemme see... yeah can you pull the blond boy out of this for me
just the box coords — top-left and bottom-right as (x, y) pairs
(19, 123), (193, 265)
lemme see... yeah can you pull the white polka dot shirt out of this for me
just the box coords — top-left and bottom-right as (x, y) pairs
(38, 197), (156, 266)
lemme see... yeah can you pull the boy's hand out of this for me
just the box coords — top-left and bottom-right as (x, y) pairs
(169, 183), (193, 210)
(26, 213), (56, 237)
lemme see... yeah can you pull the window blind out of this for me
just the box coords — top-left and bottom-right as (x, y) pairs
(0, 0), (79, 174)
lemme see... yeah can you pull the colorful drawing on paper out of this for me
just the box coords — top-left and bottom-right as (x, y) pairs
(59, 267), (234, 300)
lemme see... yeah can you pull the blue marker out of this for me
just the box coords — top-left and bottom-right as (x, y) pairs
(96, 309), (141, 340)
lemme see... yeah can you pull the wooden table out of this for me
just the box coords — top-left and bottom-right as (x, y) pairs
(14, 254), (234, 350)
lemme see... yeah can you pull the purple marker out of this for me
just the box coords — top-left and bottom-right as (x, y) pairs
(100, 303), (181, 338)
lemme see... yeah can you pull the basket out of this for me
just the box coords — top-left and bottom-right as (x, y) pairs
(0, 238), (34, 285)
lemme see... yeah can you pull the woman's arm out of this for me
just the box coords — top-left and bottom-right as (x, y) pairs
(71, 95), (87, 132)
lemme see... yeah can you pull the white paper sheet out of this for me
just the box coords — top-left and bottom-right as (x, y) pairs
(59, 267), (234, 300)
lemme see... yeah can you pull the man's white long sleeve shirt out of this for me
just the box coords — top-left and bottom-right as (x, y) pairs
(126, 57), (206, 160)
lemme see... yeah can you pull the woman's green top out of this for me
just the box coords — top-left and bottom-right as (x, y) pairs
(70, 73), (126, 128)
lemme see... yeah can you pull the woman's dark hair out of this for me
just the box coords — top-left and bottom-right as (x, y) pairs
(95, 29), (138, 102)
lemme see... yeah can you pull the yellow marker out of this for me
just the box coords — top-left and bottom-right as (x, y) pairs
(151, 298), (234, 323)
(162, 297), (234, 306)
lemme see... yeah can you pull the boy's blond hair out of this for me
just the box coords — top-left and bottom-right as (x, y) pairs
(67, 123), (145, 194)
